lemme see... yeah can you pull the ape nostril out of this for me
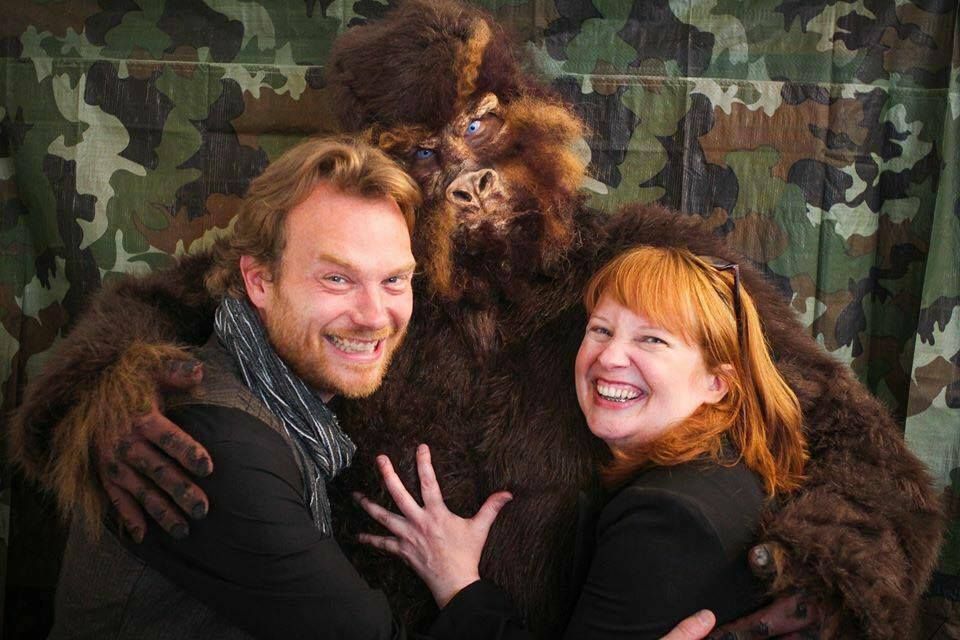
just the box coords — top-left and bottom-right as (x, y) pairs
(478, 171), (492, 193)
(452, 190), (473, 204)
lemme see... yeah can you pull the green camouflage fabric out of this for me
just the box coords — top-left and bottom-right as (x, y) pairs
(1, 0), (957, 635)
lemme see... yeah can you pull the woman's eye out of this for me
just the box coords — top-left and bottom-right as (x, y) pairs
(465, 119), (482, 135)
(414, 148), (435, 160)
(589, 326), (611, 337)
(640, 336), (666, 345)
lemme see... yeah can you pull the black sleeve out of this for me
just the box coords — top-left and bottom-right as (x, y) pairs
(429, 580), (529, 639)
(134, 404), (400, 640)
(562, 488), (729, 640)
(134, 404), (529, 640)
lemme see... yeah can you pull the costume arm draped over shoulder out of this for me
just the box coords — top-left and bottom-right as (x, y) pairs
(8, 253), (218, 529)
(600, 209), (944, 638)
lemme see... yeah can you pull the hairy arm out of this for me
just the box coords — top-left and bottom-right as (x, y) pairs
(750, 358), (942, 639)
(599, 206), (943, 638)
(8, 253), (218, 538)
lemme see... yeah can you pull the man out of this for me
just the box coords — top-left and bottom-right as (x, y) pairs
(34, 135), (714, 640)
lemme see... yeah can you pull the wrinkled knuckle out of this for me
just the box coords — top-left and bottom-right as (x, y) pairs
(114, 439), (134, 457)
(150, 507), (169, 524)
(174, 482), (192, 501)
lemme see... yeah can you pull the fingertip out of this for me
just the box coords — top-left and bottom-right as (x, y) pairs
(170, 523), (189, 540)
(124, 521), (145, 544)
(192, 453), (213, 477)
(695, 609), (715, 629)
(190, 502), (208, 520)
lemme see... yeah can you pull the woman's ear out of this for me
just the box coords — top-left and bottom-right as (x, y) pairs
(705, 363), (734, 404)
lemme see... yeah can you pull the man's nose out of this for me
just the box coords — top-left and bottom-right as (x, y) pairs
(352, 287), (389, 328)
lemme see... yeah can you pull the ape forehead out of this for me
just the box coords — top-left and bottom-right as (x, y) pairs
(327, 0), (544, 132)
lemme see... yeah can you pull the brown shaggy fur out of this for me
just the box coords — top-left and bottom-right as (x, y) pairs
(9, 253), (216, 529)
(9, 1), (943, 638)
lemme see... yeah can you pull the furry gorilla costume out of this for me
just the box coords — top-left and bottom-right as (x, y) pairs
(10, 1), (943, 638)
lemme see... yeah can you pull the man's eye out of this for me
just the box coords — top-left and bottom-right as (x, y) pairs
(414, 148), (435, 160)
(325, 275), (348, 284)
(465, 119), (482, 135)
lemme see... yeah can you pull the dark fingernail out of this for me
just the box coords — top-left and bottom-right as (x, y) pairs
(191, 502), (207, 519)
(352, 492), (365, 505)
(170, 523), (189, 540)
(192, 455), (212, 476)
(132, 527), (144, 544)
(750, 545), (771, 568)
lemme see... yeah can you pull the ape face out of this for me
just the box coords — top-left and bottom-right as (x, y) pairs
(372, 91), (588, 301)
(328, 0), (589, 302)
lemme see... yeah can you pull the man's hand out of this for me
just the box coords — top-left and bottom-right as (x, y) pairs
(356, 444), (513, 608)
(97, 357), (212, 542)
(662, 610), (716, 639)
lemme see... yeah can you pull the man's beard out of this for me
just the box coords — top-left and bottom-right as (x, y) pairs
(264, 292), (407, 399)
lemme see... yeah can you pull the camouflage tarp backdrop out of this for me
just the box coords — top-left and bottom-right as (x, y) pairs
(1, 0), (957, 636)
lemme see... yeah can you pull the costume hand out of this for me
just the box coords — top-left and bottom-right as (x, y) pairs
(707, 591), (821, 639)
(356, 444), (513, 608)
(661, 610), (716, 639)
(96, 356), (212, 543)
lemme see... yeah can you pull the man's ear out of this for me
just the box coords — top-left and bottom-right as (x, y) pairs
(705, 364), (733, 404)
(240, 255), (273, 311)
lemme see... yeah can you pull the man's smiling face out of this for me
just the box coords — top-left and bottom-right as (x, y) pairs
(244, 181), (416, 401)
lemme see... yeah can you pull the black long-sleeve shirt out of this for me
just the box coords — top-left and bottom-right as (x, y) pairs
(135, 402), (764, 640)
(132, 403), (526, 640)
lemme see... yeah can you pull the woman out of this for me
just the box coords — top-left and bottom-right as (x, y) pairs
(358, 246), (808, 638)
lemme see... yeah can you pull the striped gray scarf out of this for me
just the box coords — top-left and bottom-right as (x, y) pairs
(214, 296), (356, 536)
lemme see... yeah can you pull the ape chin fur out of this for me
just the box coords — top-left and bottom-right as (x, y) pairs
(9, 1), (944, 638)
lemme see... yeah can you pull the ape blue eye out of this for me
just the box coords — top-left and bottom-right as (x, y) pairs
(415, 148), (434, 159)
(465, 119), (482, 135)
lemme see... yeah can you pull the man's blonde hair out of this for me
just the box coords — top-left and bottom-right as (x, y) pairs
(206, 136), (421, 298)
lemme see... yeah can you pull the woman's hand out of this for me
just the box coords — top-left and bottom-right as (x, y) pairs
(356, 444), (513, 608)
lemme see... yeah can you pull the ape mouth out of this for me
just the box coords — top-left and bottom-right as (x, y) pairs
(452, 195), (515, 232)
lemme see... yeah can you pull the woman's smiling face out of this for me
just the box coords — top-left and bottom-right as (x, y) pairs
(574, 295), (727, 453)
